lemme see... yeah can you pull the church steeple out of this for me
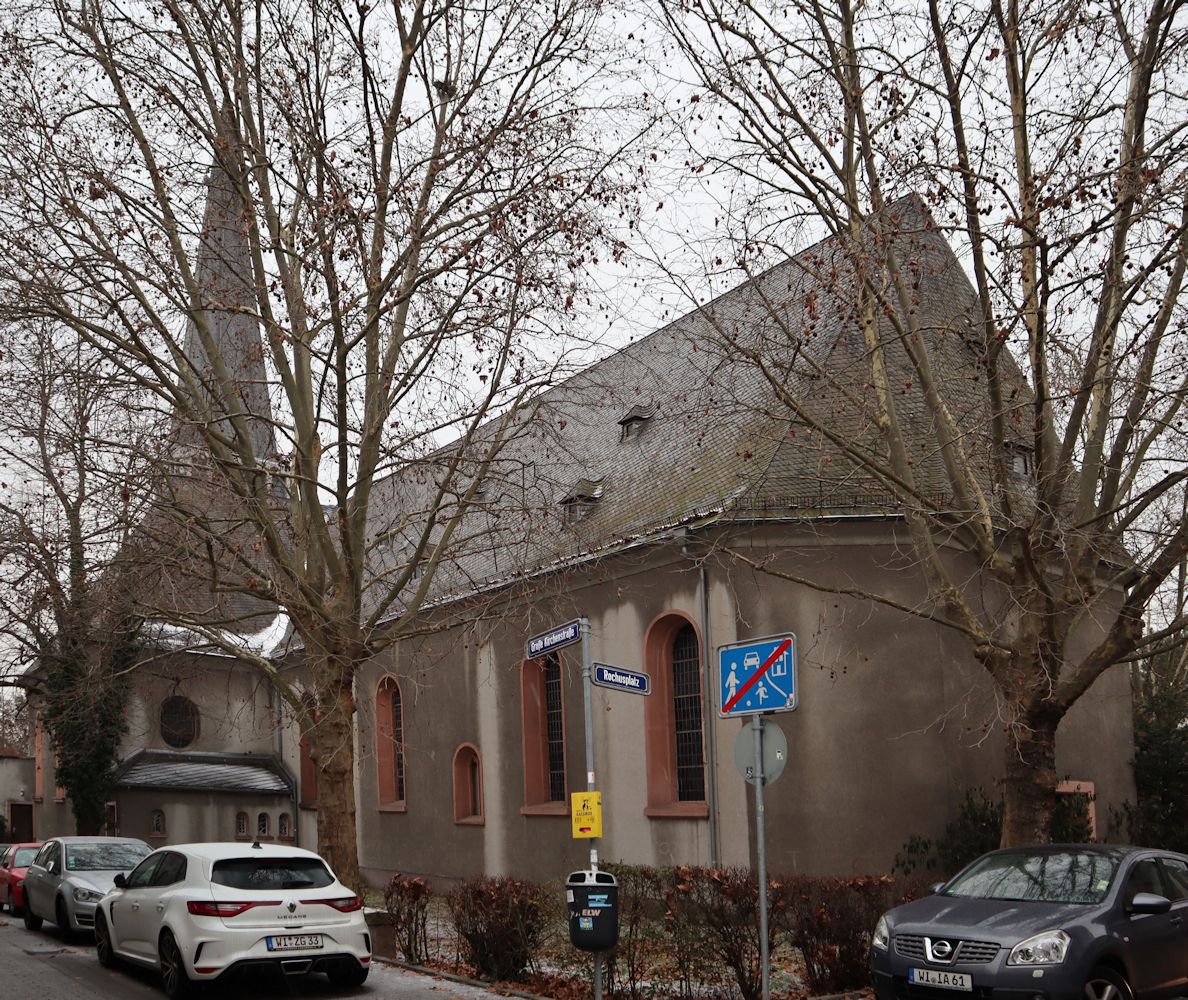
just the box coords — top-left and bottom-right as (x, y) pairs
(175, 148), (275, 462)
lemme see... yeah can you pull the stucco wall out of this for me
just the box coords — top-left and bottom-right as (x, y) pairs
(122, 654), (281, 757)
(115, 788), (293, 846)
(353, 520), (1136, 888)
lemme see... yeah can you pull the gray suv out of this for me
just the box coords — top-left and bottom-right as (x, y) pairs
(871, 844), (1188, 1000)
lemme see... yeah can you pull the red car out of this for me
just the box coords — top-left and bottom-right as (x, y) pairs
(0, 842), (42, 915)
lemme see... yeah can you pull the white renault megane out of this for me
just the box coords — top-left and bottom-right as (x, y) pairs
(93, 842), (371, 997)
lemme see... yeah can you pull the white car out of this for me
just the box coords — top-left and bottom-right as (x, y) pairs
(93, 842), (371, 998)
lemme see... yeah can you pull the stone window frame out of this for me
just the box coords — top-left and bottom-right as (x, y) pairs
(643, 612), (708, 819)
(452, 743), (484, 826)
(520, 654), (568, 816)
(160, 695), (200, 750)
(375, 675), (408, 812)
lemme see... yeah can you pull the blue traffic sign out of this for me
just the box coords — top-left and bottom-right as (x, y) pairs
(527, 619), (583, 658)
(718, 634), (797, 717)
(592, 663), (651, 696)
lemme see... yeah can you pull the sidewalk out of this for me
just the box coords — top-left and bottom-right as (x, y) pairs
(372, 957), (539, 1000)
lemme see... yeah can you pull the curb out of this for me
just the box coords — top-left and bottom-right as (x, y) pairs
(373, 955), (869, 1000)
(372, 955), (542, 999)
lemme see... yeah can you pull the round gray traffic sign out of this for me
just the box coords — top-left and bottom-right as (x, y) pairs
(733, 721), (788, 785)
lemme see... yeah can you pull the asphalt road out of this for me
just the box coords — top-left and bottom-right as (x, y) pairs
(0, 913), (502, 1000)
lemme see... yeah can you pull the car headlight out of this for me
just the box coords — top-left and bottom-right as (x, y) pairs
(1007, 929), (1070, 965)
(72, 887), (105, 904)
(872, 914), (890, 951)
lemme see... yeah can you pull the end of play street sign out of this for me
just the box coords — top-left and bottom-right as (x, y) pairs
(718, 633), (797, 718)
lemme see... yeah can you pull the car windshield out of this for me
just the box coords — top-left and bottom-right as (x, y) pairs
(65, 843), (151, 872)
(13, 847), (38, 867)
(944, 850), (1119, 904)
(211, 858), (334, 891)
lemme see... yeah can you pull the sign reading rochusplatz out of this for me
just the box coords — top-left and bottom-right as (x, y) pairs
(592, 663), (651, 696)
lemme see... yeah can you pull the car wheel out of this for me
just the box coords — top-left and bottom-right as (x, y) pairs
(1084, 967), (1133, 1000)
(159, 929), (195, 999)
(23, 899), (43, 931)
(325, 957), (369, 988)
(55, 897), (74, 943)
(95, 911), (116, 968)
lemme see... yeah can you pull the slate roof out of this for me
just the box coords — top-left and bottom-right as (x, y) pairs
(360, 194), (1016, 617)
(115, 749), (292, 795)
(135, 183), (1034, 634)
(175, 150), (276, 461)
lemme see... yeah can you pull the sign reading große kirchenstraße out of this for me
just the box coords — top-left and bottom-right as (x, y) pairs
(526, 619), (583, 658)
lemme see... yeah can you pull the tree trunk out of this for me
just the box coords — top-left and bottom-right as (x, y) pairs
(73, 804), (105, 836)
(312, 659), (362, 894)
(1000, 707), (1061, 846)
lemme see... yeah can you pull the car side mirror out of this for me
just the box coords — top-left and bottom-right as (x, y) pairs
(1127, 891), (1171, 915)
(929, 882), (946, 895)
(113, 873), (127, 889)
(46, 861), (59, 876)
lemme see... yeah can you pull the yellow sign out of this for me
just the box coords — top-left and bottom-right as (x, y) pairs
(570, 791), (603, 839)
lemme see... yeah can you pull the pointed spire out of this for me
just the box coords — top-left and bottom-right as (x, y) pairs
(175, 140), (275, 462)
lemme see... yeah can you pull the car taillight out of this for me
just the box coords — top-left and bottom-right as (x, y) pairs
(186, 900), (281, 917)
(300, 896), (363, 912)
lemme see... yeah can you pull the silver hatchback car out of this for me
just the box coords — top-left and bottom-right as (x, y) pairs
(22, 837), (151, 937)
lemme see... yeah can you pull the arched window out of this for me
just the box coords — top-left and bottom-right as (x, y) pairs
(298, 694), (318, 809)
(376, 677), (407, 810)
(150, 809), (166, 837)
(278, 812), (292, 840)
(521, 655), (566, 810)
(235, 812), (248, 838)
(160, 696), (200, 749)
(257, 812), (270, 838)
(643, 614), (707, 817)
(452, 744), (483, 824)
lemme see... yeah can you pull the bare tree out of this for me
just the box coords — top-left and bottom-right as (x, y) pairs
(0, 0), (645, 883)
(0, 319), (153, 833)
(656, 0), (1188, 843)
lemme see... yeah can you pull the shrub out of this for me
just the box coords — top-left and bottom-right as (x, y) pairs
(664, 866), (785, 1000)
(780, 874), (898, 993)
(446, 876), (547, 981)
(894, 786), (1003, 878)
(600, 862), (666, 1000)
(382, 873), (433, 964)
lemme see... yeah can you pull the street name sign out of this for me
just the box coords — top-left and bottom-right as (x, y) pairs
(592, 663), (651, 696)
(527, 619), (583, 658)
(718, 633), (797, 718)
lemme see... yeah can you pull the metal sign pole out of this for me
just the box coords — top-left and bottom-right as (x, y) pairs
(752, 715), (770, 1000)
(580, 618), (603, 1000)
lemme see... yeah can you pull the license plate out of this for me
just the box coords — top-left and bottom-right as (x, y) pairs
(266, 934), (323, 951)
(909, 968), (972, 991)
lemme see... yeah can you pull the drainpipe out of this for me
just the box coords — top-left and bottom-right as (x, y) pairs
(271, 674), (298, 848)
(683, 530), (721, 867)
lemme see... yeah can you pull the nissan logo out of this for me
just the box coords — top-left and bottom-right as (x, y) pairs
(930, 939), (953, 959)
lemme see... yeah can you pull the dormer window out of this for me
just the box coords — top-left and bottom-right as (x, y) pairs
(1007, 443), (1035, 477)
(560, 478), (603, 523)
(618, 405), (654, 442)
